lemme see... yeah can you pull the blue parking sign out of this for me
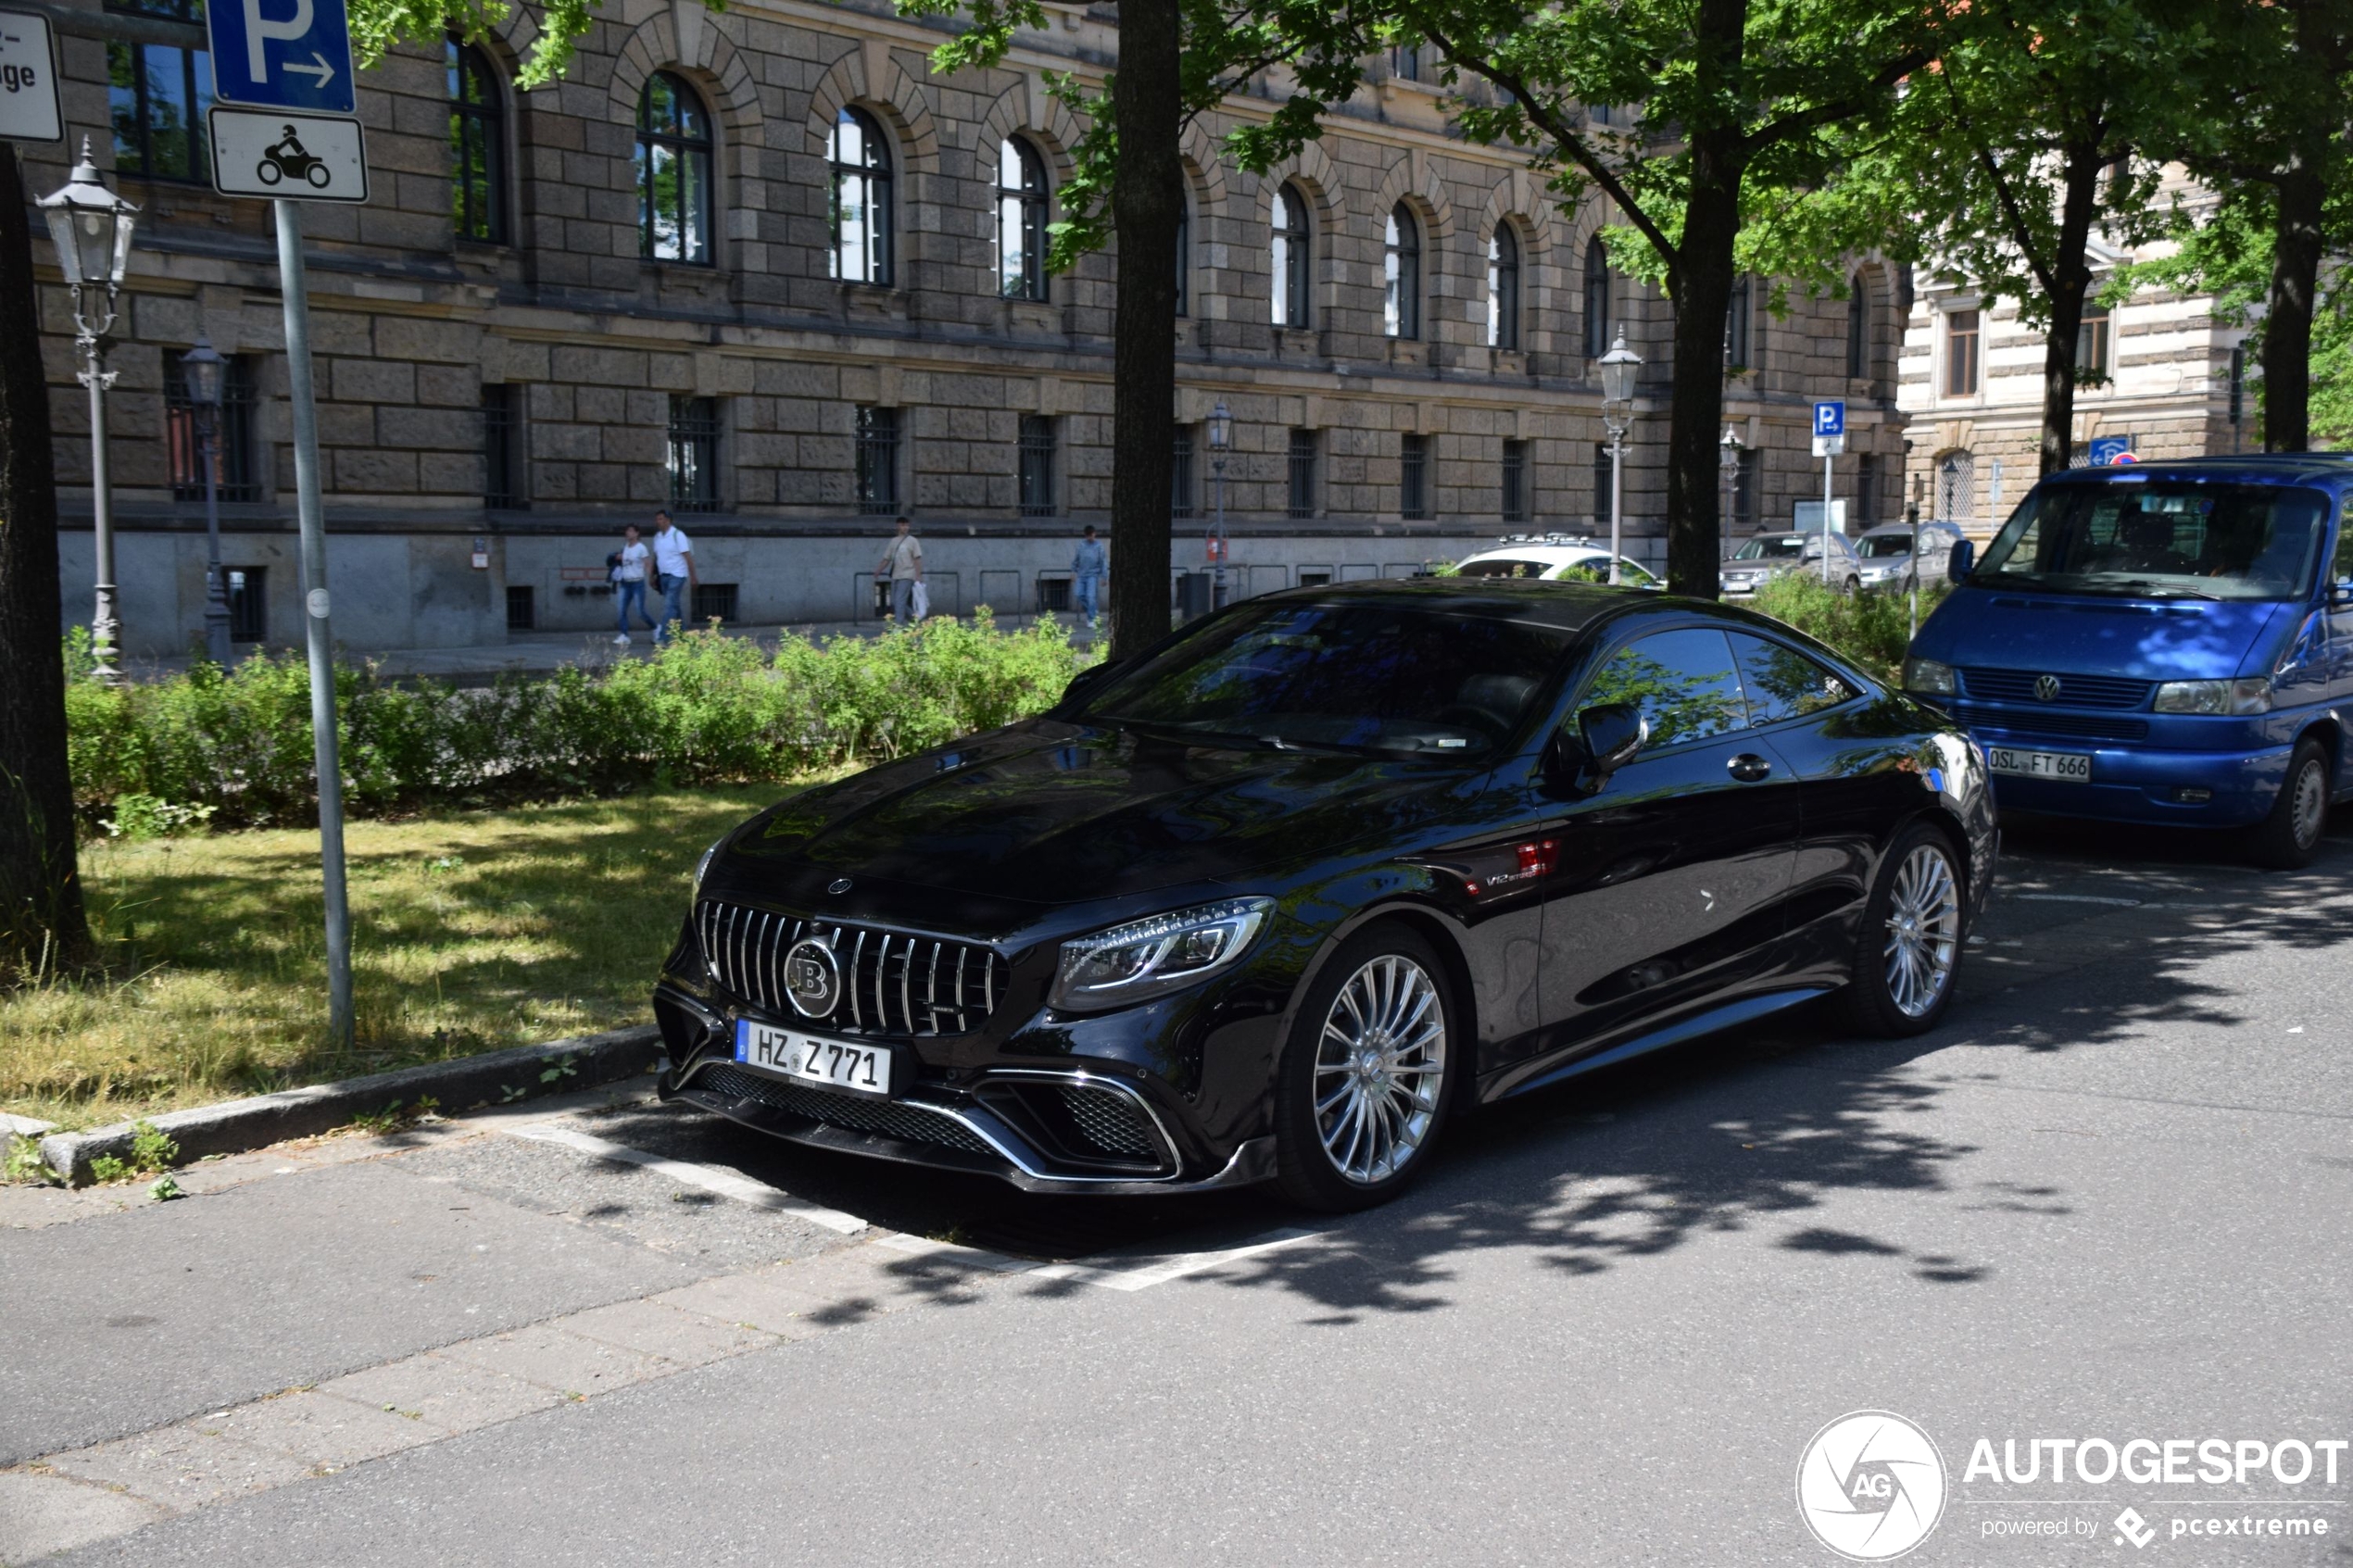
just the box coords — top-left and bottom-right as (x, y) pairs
(1813, 400), (1845, 437)
(2088, 435), (2134, 466)
(208, 0), (357, 115)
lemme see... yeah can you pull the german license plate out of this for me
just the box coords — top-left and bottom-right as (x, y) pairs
(1986, 746), (2092, 783)
(734, 1019), (894, 1098)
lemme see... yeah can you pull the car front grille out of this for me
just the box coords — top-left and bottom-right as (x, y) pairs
(1959, 668), (2152, 709)
(1952, 703), (2151, 743)
(695, 900), (1009, 1037)
(691, 1064), (995, 1157)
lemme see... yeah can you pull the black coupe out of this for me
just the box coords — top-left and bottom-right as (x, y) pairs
(653, 581), (1996, 1210)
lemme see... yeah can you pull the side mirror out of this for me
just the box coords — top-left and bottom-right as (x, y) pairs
(1946, 539), (1975, 584)
(2332, 578), (2353, 608)
(1579, 701), (1647, 778)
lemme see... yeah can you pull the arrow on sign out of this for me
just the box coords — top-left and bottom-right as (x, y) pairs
(284, 50), (334, 86)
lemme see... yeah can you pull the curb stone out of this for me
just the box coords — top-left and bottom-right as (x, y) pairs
(36, 1024), (664, 1185)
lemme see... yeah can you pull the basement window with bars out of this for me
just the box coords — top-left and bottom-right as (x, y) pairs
(668, 395), (721, 513)
(1400, 433), (1428, 520)
(1172, 429), (1196, 520)
(693, 582), (739, 622)
(855, 406), (900, 516)
(506, 583), (535, 631)
(1502, 439), (1528, 524)
(1019, 416), (1057, 517)
(482, 383), (523, 509)
(1288, 429), (1317, 520)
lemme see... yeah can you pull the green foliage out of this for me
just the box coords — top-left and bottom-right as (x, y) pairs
(130, 1118), (179, 1173)
(4, 1134), (57, 1185)
(348, 0), (724, 90)
(65, 620), (1098, 829)
(1747, 574), (1952, 684)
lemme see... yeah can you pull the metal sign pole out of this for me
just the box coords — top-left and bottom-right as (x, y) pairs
(274, 197), (352, 1048)
(1820, 453), (1834, 585)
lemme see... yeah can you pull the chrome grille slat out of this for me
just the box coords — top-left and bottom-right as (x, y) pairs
(695, 900), (1007, 1038)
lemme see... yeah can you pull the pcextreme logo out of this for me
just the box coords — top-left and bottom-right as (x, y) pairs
(1796, 1410), (1950, 1561)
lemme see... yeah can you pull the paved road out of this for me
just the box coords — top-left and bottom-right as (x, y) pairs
(6, 818), (2352, 1565)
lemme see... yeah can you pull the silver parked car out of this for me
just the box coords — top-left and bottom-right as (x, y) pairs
(1854, 521), (1969, 590)
(1719, 530), (1864, 597)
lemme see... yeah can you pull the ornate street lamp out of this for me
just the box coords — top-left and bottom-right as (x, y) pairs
(1940, 454), (1963, 523)
(181, 336), (232, 665)
(1718, 423), (1744, 533)
(1596, 329), (1642, 584)
(40, 139), (140, 684)
(1207, 399), (1232, 610)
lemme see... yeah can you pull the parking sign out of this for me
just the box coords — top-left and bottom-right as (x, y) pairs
(207, 0), (357, 115)
(2089, 435), (2134, 466)
(1813, 400), (1845, 438)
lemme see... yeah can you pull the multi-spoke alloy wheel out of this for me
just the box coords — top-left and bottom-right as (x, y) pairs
(1881, 844), (1960, 1019)
(1312, 954), (1448, 1185)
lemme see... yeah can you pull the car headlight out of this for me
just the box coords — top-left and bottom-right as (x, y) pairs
(691, 834), (727, 897)
(1903, 657), (1957, 696)
(1051, 897), (1274, 1012)
(2153, 677), (2272, 715)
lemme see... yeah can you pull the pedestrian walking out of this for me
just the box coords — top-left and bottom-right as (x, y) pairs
(877, 514), (925, 626)
(1071, 524), (1108, 626)
(651, 509), (696, 645)
(610, 522), (656, 645)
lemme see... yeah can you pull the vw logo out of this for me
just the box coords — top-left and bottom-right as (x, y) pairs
(827, 878), (853, 896)
(782, 937), (843, 1019)
(2033, 674), (2063, 702)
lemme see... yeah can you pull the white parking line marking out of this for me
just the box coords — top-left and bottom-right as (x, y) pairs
(1030, 1227), (1327, 1292)
(870, 1232), (1045, 1274)
(2015, 893), (2145, 907)
(498, 1123), (868, 1235)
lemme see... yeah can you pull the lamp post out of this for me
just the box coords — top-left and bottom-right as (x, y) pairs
(1207, 399), (1232, 610)
(1940, 455), (1963, 525)
(1718, 424), (1744, 536)
(1596, 329), (1642, 585)
(40, 140), (139, 684)
(180, 336), (232, 666)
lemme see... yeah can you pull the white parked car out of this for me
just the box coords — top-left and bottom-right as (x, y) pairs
(1719, 531), (1863, 597)
(1452, 535), (1664, 588)
(1853, 521), (1969, 590)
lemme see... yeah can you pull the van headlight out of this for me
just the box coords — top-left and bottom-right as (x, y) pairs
(1051, 897), (1274, 1012)
(2153, 677), (2272, 715)
(1903, 657), (1957, 696)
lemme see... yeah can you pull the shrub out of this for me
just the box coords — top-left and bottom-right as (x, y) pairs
(1746, 573), (1949, 684)
(66, 619), (1098, 829)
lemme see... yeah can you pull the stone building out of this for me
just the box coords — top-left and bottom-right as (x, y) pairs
(1897, 177), (2255, 532)
(37, 0), (1909, 658)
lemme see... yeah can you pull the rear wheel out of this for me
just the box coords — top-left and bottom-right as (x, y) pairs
(2246, 736), (2330, 870)
(1273, 925), (1455, 1212)
(1842, 824), (1967, 1037)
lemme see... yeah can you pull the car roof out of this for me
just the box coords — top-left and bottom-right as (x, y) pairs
(2040, 454), (2353, 489)
(1262, 575), (1656, 632)
(1456, 542), (1613, 563)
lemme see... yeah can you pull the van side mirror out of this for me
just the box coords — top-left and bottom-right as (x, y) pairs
(1579, 701), (1647, 778)
(1946, 539), (1975, 584)
(2333, 577), (2353, 608)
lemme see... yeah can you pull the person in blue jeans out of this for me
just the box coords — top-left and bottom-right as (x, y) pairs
(1071, 524), (1107, 625)
(610, 522), (656, 645)
(650, 510), (696, 644)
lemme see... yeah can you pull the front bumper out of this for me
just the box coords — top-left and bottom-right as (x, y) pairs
(1965, 732), (2294, 828)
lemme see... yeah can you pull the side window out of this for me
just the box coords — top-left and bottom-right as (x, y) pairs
(2332, 504), (2353, 584)
(1730, 632), (1855, 726)
(1580, 627), (1748, 749)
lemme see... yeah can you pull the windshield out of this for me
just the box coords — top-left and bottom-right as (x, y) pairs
(1081, 600), (1575, 756)
(1856, 533), (1916, 559)
(1456, 558), (1554, 579)
(1976, 482), (2328, 600)
(1734, 536), (1810, 560)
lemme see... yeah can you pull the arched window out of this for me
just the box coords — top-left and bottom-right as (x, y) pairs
(1583, 234), (1612, 358)
(1272, 183), (1311, 328)
(636, 72), (711, 264)
(1384, 203), (1420, 339)
(827, 107), (892, 286)
(1488, 224), (1520, 350)
(447, 40), (503, 244)
(1846, 270), (1871, 380)
(1175, 188), (1190, 319)
(997, 138), (1050, 301)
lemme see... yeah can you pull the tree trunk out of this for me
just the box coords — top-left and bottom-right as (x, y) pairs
(2035, 139), (2104, 476)
(0, 147), (94, 981)
(2263, 161), (2324, 453)
(1662, 0), (1744, 599)
(1104, 0), (1182, 660)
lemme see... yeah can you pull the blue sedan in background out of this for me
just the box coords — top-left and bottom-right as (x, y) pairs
(1904, 456), (2353, 867)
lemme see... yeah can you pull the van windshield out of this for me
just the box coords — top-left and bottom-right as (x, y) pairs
(1975, 482), (2328, 601)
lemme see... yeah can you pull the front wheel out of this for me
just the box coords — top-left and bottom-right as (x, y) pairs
(1843, 823), (1967, 1037)
(1273, 925), (1455, 1212)
(2246, 736), (2330, 869)
(305, 161), (331, 189)
(1843, 575), (1863, 596)
(256, 159), (283, 186)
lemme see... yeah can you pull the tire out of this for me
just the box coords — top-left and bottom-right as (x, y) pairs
(306, 162), (331, 189)
(256, 160), (283, 186)
(1272, 923), (1457, 1212)
(2246, 736), (2331, 870)
(1843, 575), (1862, 596)
(1842, 822), (1968, 1038)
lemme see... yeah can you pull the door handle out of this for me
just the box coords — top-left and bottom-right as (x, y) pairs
(1727, 753), (1773, 782)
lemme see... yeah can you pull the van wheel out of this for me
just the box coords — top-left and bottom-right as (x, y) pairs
(2246, 737), (2331, 870)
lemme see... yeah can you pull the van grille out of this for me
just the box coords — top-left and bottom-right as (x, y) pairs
(695, 900), (1008, 1037)
(1959, 668), (2152, 709)
(1952, 703), (2150, 743)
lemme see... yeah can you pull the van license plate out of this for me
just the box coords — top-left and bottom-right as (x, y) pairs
(1986, 747), (2092, 783)
(734, 1020), (894, 1098)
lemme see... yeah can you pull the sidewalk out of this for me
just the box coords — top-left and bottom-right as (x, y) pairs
(126, 612), (1105, 686)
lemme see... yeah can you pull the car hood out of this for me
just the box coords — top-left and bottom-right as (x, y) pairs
(1913, 586), (2294, 681)
(713, 719), (1464, 907)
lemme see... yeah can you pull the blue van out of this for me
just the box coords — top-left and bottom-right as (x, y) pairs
(1903, 456), (2353, 867)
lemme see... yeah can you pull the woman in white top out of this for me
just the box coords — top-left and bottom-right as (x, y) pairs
(611, 523), (656, 645)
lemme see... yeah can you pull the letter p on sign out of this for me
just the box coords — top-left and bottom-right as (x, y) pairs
(245, 0), (312, 83)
